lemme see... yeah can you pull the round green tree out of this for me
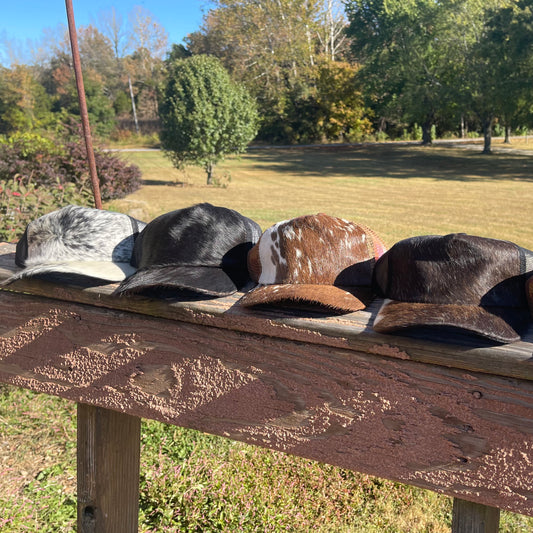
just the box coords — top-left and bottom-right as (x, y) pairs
(159, 55), (259, 184)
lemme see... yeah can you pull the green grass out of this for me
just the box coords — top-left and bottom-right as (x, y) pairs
(111, 143), (533, 249)
(0, 387), (77, 532)
(3, 142), (533, 531)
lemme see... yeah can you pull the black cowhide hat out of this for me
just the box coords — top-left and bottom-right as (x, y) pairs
(372, 233), (533, 343)
(3, 205), (146, 286)
(114, 203), (262, 297)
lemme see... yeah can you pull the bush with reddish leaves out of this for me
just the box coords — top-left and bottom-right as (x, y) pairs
(0, 132), (142, 202)
(60, 139), (142, 201)
(0, 131), (143, 241)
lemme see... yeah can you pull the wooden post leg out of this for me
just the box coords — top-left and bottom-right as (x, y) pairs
(452, 498), (500, 533)
(77, 403), (141, 533)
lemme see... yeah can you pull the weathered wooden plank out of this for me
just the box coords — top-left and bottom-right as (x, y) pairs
(77, 404), (140, 533)
(1, 242), (533, 381)
(452, 498), (500, 533)
(1, 290), (532, 517)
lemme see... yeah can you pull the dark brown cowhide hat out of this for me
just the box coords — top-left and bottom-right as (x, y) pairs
(238, 213), (387, 312)
(372, 233), (533, 343)
(527, 275), (533, 319)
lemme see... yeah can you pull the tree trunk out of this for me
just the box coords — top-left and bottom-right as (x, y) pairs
(206, 161), (214, 185)
(482, 115), (493, 154)
(421, 120), (433, 146)
(504, 125), (511, 144)
(460, 115), (466, 139)
(128, 76), (140, 134)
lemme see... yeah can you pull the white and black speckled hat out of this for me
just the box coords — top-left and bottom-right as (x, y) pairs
(3, 205), (146, 286)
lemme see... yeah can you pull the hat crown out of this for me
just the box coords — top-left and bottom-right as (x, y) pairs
(115, 203), (262, 296)
(17, 205), (144, 267)
(250, 213), (385, 287)
(375, 233), (526, 307)
(134, 203), (261, 270)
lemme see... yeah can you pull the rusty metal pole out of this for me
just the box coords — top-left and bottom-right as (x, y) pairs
(65, 0), (103, 209)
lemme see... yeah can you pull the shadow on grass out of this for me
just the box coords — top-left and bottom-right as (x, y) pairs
(142, 179), (190, 186)
(245, 144), (533, 183)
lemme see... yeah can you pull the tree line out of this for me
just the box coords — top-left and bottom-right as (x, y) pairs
(346, 0), (533, 152)
(0, 6), (168, 138)
(1, 1), (532, 152)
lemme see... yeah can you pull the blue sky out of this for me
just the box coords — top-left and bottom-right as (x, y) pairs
(1, 1), (208, 65)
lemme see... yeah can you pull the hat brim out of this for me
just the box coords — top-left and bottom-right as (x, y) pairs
(114, 264), (238, 297)
(238, 283), (370, 313)
(2, 261), (136, 286)
(373, 299), (528, 344)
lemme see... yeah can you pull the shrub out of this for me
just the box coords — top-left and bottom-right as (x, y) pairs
(0, 176), (91, 242)
(0, 132), (65, 187)
(160, 55), (259, 184)
(0, 131), (142, 201)
(61, 140), (142, 200)
(0, 131), (142, 241)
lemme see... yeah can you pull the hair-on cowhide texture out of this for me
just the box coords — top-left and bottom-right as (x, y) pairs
(16, 205), (144, 268)
(114, 202), (263, 297)
(372, 233), (533, 343)
(6, 205), (145, 283)
(240, 213), (387, 311)
(248, 213), (386, 285)
(527, 275), (533, 319)
(374, 234), (533, 306)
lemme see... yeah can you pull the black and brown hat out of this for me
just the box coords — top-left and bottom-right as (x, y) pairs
(372, 233), (533, 343)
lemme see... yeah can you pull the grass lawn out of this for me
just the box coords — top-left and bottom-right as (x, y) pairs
(2, 142), (533, 532)
(112, 143), (533, 250)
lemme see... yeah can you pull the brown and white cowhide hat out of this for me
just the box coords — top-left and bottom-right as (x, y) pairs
(372, 233), (533, 343)
(238, 213), (387, 312)
(3, 205), (146, 287)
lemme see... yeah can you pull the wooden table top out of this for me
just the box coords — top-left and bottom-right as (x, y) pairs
(1, 241), (532, 382)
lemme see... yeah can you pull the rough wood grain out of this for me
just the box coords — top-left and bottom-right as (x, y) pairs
(452, 498), (500, 533)
(1, 290), (532, 517)
(1, 242), (533, 382)
(77, 404), (140, 533)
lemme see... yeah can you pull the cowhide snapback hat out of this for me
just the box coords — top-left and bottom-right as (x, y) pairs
(114, 203), (262, 297)
(3, 205), (146, 286)
(527, 275), (533, 319)
(238, 213), (387, 312)
(372, 233), (533, 343)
